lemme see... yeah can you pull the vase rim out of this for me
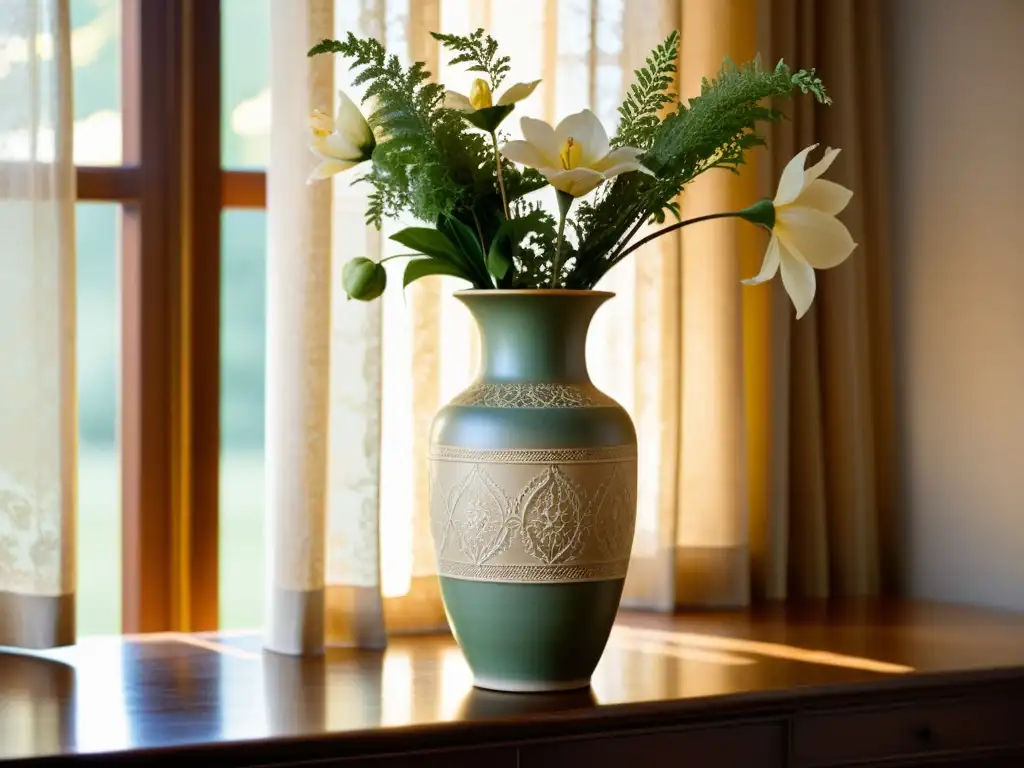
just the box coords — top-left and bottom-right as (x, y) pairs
(453, 289), (615, 298)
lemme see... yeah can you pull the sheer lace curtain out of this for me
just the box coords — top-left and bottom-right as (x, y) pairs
(265, 0), (894, 654)
(0, 0), (77, 649)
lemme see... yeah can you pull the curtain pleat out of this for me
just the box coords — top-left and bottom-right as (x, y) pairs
(265, 0), (895, 654)
(752, 0), (894, 601)
(265, 0), (335, 655)
(0, 0), (77, 649)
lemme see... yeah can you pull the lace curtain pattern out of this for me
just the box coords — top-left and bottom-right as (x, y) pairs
(265, 0), (894, 654)
(0, 0), (77, 649)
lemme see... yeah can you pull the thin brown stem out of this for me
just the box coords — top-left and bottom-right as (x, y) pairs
(490, 131), (510, 220)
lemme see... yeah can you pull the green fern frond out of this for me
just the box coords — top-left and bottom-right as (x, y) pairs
(568, 56), (831, 288)
(612, 30), (679, 149)
(309, 33), (482, 226)
(431, 28), (511, 88)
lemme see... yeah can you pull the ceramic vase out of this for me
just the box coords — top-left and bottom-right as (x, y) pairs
(429, 289), (637, 693)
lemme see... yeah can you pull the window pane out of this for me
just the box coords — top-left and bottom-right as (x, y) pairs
(71, 0), (121, 165)
(76, 202), (121, 636)
(221, 0), (270, 169)
(219, 209), (267, 630)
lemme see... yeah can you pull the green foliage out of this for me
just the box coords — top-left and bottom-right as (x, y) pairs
(612, 30), (678, 150)
(390, 224), (489, 289)
(507, 203), (562, 288)
(310, 34), (479, 227)
(403, 258), (469, 289)
(313, 31), (833, 294)
(431, 28), (511, 88)
(568, 57), (831, 288)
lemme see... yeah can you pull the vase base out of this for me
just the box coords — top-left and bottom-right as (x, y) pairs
(472, 675), (592, 694)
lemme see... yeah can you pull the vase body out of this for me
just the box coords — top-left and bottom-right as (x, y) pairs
(429, 290), (637, 693)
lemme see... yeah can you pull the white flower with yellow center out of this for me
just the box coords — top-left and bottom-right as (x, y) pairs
(500, 109), (652, 197)
(443, 77), (540, 113)
(307, 90), (375, 183)
(442, 78), (541, 133)
(742, 144), (857, 318)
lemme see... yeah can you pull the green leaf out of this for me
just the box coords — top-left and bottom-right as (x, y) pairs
(437, 215), (491, 287)
(486, 222), (514, 281)
(390, 227), (460, 262)
(403, 258), (469, 289)
(438, 215), (484, 261)
(463, 104), (514, 132)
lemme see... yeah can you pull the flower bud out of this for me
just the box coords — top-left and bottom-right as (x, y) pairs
(468, 78), (493, 110)
(342, 257), (387, 301)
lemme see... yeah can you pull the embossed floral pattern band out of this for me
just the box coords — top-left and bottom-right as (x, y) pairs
(450, 381), (618, 409)
(429, 444), (637, 584)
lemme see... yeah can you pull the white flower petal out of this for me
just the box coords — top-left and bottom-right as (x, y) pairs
(805, 146), (841, 184)
(774, 143), (817, 206)
(597, 161), (654, 180)
(776, 205), (857, 270)
(592, 146), (644, 172)
(315, 131), (362, 161)
(742, 234), (781, 285)
(554, 109), (609, 166)
(500, 140), (553, 170)
(778, 241), (817, 319)
(443, 90), (475, 112)
(309, 109), (334, 133)
(335, 90), (373, 147)
(497, 79), (541, 106)
(542, 167), (606, 197)
(307, 158), (354, 183)
(794, 178), (853, 216)
(520, 116), (561, 167)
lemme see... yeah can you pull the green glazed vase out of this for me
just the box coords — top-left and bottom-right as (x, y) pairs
(429, 289), (637, 693)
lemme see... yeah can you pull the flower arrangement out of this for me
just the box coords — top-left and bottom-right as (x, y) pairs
(308, 29), (855, 318)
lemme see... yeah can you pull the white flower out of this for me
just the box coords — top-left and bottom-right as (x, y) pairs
(307, 90), (375, 183)
(742, 144), (857, 319)
(443, 78), (541, 113)
(500, 109), (653, 197)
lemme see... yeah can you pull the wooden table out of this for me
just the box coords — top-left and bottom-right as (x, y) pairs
(3, 600), (1024, 767)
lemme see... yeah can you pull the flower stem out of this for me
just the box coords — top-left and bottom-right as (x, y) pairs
(551, 190), (574, 288)
(378, 253), (417, 264)
(604, 211), (744, 272)
(490, 131), (510, 220)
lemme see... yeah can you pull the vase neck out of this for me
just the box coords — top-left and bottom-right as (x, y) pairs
(457, 291), (611, 384)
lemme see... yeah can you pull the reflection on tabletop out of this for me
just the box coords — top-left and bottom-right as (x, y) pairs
(9, 600), (1024, 759)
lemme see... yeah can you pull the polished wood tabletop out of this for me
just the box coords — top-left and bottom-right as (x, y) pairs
(3, 600), (1024, 764)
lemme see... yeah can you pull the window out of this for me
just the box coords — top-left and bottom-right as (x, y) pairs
(72, 0), (122, 636)
(218, 0), (270, 630)
(75, 201), (121, 636)
(72, 0), (228, 634)
(219, 209), (267, 630)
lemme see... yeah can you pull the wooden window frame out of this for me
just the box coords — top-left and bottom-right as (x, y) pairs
(75, 0), (268, 633)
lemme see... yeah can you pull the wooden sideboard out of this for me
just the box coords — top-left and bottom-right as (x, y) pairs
(3, 600), (1024, 767)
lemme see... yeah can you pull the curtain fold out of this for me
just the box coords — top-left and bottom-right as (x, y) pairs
(265, 0), (895, 654)
(0, 0), (77, 649)
(749, 0), (896, 600)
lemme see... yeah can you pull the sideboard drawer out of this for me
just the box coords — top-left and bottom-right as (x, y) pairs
(520, 721), (785, 768)
(330, 746), (517, 767)
(793, 691), (1024, 767)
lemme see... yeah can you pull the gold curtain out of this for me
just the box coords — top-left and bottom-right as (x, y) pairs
(747, 0), (896, 600)
(264, 0), (895, 654)
(0, 0), (77, 648)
